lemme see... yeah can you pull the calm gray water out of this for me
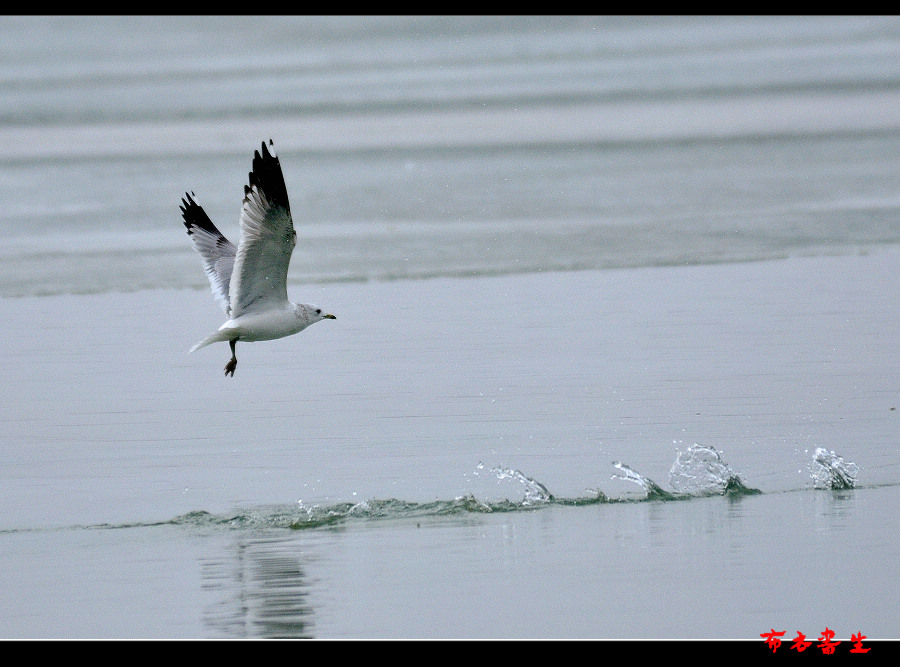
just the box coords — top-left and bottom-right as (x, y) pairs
(1, 16), (898, 640)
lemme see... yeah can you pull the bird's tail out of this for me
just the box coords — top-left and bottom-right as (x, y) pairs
(189, 330), (232, 354)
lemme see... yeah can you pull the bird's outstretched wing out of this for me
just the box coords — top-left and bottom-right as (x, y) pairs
(229, 140), (297, 318)
(181, 191), (237, 315)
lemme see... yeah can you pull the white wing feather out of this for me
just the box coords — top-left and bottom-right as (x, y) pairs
(229, 196), (293, 316)
(182, 141), (297, 320)
(180, 192), (237, 315)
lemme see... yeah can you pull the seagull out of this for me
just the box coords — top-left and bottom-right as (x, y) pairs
(181, 139), (335, 376)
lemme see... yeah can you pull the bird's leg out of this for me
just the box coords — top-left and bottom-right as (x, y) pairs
(224, 339), (237, 376)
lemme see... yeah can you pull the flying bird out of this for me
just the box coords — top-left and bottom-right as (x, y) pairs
(181, 140), (335, 376)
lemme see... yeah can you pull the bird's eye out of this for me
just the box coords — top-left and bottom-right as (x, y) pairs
(316, 309), (321, 314)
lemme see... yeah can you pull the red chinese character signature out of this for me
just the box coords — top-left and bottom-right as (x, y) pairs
(761, 629), (786, 652)
(762, 627), (870, 654)
(791, 631), (812, 652)
(851, 632), (872, 654)
(817, 627), (842, 654)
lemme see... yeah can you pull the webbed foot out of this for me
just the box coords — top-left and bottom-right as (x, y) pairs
(225, 339), (237, 377)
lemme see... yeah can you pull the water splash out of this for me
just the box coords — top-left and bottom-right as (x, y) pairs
(811, 447), (858, 490)
(668, 444), (760, 496)
(490, 466), (554, 505)
(611, 462), (675, 500)
(48, 452), (769, 537)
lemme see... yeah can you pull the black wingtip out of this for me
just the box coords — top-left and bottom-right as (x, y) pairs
(180, 191), (196, 213)
(180, 191), (220, 236)
(246, 139), (290, 211)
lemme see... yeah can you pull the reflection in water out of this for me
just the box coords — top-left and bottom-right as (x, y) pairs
(201, 536), (314, 639)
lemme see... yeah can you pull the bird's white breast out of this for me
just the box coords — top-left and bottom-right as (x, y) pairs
(219, 305), (310, 342)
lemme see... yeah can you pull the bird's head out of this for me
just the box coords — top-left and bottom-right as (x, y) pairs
(296, 303), (336, 323)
